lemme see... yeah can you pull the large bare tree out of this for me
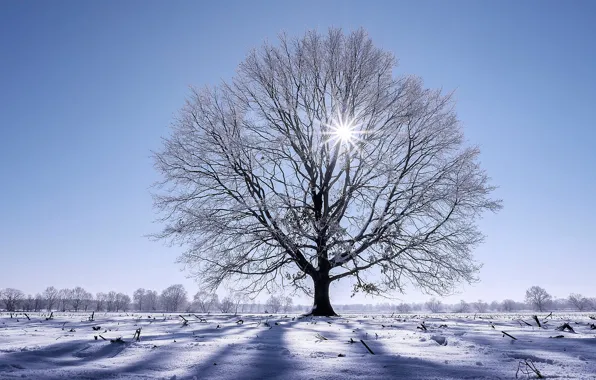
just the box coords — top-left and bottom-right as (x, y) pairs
(153, 28), (501, 315)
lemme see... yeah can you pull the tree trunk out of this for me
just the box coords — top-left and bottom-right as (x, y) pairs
(309, 275), (337, 316)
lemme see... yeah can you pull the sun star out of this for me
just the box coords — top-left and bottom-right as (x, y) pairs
(335, 123), (354, 143)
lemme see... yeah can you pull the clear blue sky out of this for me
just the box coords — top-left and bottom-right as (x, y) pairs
(1, 0), (594, 304)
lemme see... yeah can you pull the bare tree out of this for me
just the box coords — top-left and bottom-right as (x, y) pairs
(525, 286), (552, 312)
(425, 297), (442, 313)
(160, 284), (187, 312)
(396, 302), (412, 313)
(153, 28), (501, 316)
(106, 291), (117, 312)
(265, 296), (283, 313)
(70, 287), (92, 312)
(82, 293), (94, 311)
(219, 296), (234, 313)
(489, 300), (500, 311)
(473, 299), (488, 313)
(43, 286), (59, 311)
(282, 296), (293, 313)
(501, 299), (516, 312)
(231, 292), (245, 315)
(21, 294), (34, 312)
(115, 293), (131, 312)
(568, 293), (589, 311)
(1, 288), (25, 312)
(58, 288), (73, 312)
(95, 292), (107, 311)
(145, 290), (159, 311)
(33, 293), (44, 312)
(133, 288), (146, 311)
(454, 300), (469, 313)
(192, 290), (219, 313)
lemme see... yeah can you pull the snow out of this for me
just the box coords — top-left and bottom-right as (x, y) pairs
(1, 312), (595, 379)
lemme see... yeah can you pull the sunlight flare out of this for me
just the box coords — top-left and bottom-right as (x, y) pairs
(324, 111), (367, 151)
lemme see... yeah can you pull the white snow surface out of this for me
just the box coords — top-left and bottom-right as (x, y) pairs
(1, 312), (595, 379)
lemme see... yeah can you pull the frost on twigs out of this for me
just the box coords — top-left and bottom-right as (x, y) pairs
(153, 28), (502, 315)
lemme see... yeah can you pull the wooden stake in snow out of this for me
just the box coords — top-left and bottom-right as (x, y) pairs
(555, 323), (575, 333)
(23, 313), (31, 321)
(360, 339), (375, 355)
(532, 315), (541, 328)
(133, 328), (142, 341)
(501, 331), (517, 340)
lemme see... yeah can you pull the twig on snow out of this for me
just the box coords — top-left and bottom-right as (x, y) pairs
(516, 359), (544, 379)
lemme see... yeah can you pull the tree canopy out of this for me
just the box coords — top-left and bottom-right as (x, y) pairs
(153, 28), (501, 315)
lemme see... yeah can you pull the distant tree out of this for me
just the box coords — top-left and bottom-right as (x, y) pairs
(219, 296), (234, 313)
(265, 296), (283, 314)
(22, 294), (34, 312)
(425, 298), (442, 313)
(231, 292), (246, 315)
(152, 28), (502, 316)
(501, 299), (516, 312)
(58, 288), (73, 311)
(160, 285), (188, 312)
(489, 300), (500, 311)
(33, 293), (44, 312)
(282, 296), (294, 313)
(525, 286), (552, 312)
(133, 288), (146, 311)
(43, 286), (59, 311)
(473, 299), (488, 313)
(107, 291), (119, 312)
(396, 303), (412, 313)
(567, 294), (588, 311)
(192, 290), (216, 313)
(551, 297), (568, 311)
(95, 292), (107, 311)
(0, 288), (25, 312)
(145, 290), (159, 311)
(454, 300), (469, 313)
(82, 293), (94, 311)
(115, 293), (131, 311)
(70, 287), (92, 312)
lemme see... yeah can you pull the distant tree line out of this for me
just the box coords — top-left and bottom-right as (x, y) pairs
(1, 285), (593, 314)
(417, 286), (595, 314)
(0, 285), (296, 314)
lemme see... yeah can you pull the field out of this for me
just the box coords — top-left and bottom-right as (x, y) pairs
(1, 311), (595, 379)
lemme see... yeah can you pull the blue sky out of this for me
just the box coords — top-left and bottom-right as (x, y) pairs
(1, 0), (594, 305)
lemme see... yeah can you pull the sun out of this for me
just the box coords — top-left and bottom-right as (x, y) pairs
(322, 111), (367, 151)
(335, 123), (354, 143)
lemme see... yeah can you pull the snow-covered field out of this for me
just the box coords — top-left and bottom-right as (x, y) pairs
(1, 311), (595, 379)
